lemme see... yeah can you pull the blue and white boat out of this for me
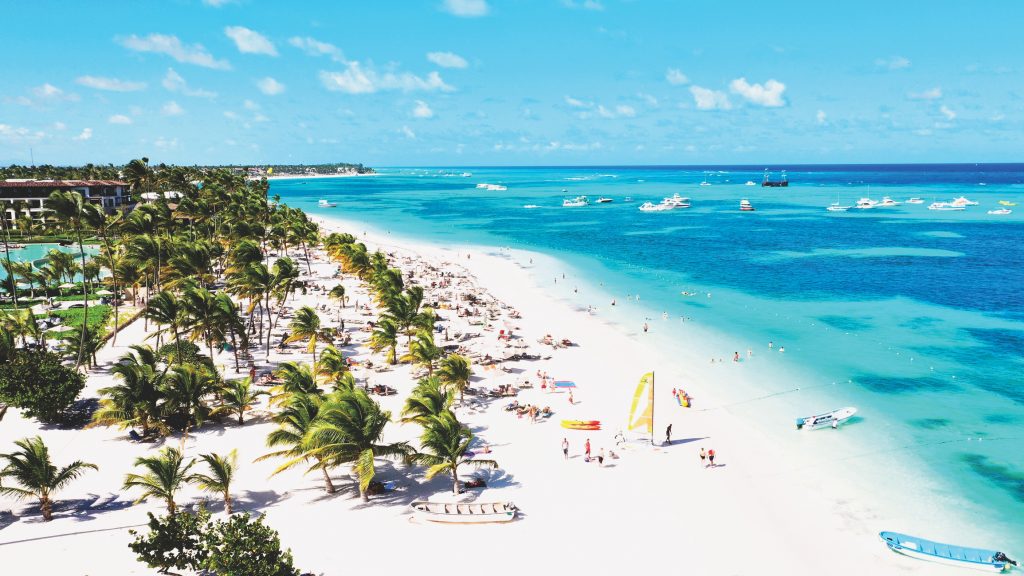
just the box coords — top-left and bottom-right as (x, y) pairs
(880, 532), (1018, 572)
(795, 406), (856, 430)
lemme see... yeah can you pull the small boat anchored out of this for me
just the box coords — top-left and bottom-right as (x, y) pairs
(826, 202), (851, 212)
(988, 208), (1012, 215)
(878, 196), (901, 207)
(795, 407), (856, 430)
(596, 197), (613, 203)
(906, 197), (925, 204)
(855, 198), (877, 209)
(411, 501), (519, 524)
(880, 532), (1017, 573)
(929, 202), (965, 211)
(739, 199), (755, 211)
(639, 201), (672, 212)
(318, 198), (337, 208)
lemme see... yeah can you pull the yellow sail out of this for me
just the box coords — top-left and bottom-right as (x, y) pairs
(627, 372), (654, 433)
(267, 167), (274, 175)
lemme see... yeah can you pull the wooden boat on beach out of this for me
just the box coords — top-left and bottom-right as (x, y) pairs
(411, 500), (518, 524)
(880, 531), (1018, 572)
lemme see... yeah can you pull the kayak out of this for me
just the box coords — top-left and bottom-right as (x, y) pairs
(561, 420), (601, 430)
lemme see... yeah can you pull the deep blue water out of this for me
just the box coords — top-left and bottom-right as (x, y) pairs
(272, 165), (1024, 543)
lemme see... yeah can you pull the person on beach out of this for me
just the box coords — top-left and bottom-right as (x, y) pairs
(562, 438), (569, 459)
(747, 348), (752, 358)
(665, 424), (672, 445)
(611, 299), (616, 306)
(597, 448), (605, 467)
(643, 322), (649, 333)
(568, 390), (574, 405)
(733, 352), (739, 362)
(585, 438), (591, 459)
(699, 447), (707, 466)
(708, 448), (716, 467)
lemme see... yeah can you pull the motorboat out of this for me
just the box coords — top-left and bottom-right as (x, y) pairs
(563, 196), (589, 207)
(854, 198), (877, 209)
(485, 184), (507, 191)
(623, 196), (633, 202)
(476, 183), (489, 189)
(596, 197), (613, 203)
(662, 193), (691, 208)
(460, 172), (472, 177)
(523, 204), (540, 209)
(739, 199), (755, 211)
(878, 196), (901, 207)
(796, 407), (857, 430)
(929, 202), (965, 211)
(998, 200), (1016, 206)
(951, 196), (979, 207)
(411, 500), (518, 524)
(745, 181), (756, 186)
(826, 202), (851, 212)
(988, 208), (1012, 215)
(318, 198), (337, 208)
(906, 197), (925, 204)
(639, 201), (672, 212)
(879, 532), (1017, 572)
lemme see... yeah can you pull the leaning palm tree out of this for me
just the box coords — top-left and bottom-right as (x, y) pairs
(314, 346), (349, 389)
(255, 393), (335, 493)
(47, 190), (100, 368)
(90, 345), (167, 436)
(285, 305), (328, 363)
(300, 389), (412, 502)
(0, 436), (98, 521)
(61, 325), (102, 370)
(123, 446), (195, 515)
(189, 450), (237, 514)
(400, 329), (441, 375)
(269, 361), (320, 405)
(414, 412), (497, 495)
(145, 290), (186, 359)
(217, 378), (266, 425)
(400, 376), (454, 424)
(437, 354), (473, 402)
(182, 285), (225, 361)
(368, 317), (399, 365)
(328, 284), (346, 323)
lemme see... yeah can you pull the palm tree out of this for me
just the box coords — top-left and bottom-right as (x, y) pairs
(285, 305), (328, 363)
(123, 446), (194, 515)
(61, 326), (102, 370)
(269, 361), (320, 405)
(90, 345), (167, 436)
(299, 389), (411, 502)
(400, 376), (454, 424)
(84, 209), (123, 343)
(214, 292), (247, 372)
(189, 450), (237, 514)
(0, 436), (98, 521)
(255, 393), (336, 493)
(437, 354), (473, 402)
(47, 190), (100, 368)
(369, 317), (399, 364)
(400, 329), (441, 375)
(315, 346), (350, 389)
(182, 285), (224, 360)
(328, 284), (346, 323)
(145, 290), (185, 359)
(218, 378), (266, 425)
(160, 364), (220, 433)
(414, 412), (497, 495)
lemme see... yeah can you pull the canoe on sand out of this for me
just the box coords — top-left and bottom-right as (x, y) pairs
(411, 501), (518, 524)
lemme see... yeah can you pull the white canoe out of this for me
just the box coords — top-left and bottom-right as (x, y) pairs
(411, 500), (518, 524)
(796, 407), (857, 430)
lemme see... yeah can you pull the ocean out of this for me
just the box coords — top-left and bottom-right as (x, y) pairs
(278, 165), (1024, 544)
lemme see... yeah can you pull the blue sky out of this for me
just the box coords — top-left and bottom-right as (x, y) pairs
(1, 0), (1021, 166)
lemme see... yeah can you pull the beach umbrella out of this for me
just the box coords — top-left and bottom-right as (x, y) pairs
(30, 303), (48, 315)
(95, 289), (113, 296)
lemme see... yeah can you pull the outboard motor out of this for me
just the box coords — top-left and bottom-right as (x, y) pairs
(993, 552), (1017, 567)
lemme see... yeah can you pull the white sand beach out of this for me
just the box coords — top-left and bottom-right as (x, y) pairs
(0, 215), (975, 576)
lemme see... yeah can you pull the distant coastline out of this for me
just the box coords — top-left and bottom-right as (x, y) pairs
(265, 171), (378, 181)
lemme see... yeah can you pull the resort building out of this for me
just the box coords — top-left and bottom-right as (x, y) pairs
(0, 179), (131, 223)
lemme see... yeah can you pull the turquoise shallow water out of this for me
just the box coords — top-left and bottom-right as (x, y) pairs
(273, 165), (1024, 543)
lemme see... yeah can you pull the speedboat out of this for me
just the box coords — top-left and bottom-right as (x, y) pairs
(563, 196), (589, 207)
(662, 193), (691, 208)
(826, 202), (851, 212)
(639, 201), (672, 212)
(878, 196), (901, 207)
(880, 532), (1017, 572)
(988, 208), (1012, 215)
(929, 202), (964, 211)
(739, 199), (755, 211)
(906, 197), (925, 204)
(596, 197), (613, 203)
(318, 198), (337, 208)
(460, 172), (472, 177)
(854, 198), (877, 209)
(485, 184), (507, 191)
(998, 200), (1016, 206)
(951, 196), (979, 207)
(523, 204), (540, 209)
(795, 407), (856, 430)
(745, 181), (756, 186)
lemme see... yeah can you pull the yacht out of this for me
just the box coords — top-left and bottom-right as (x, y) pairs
(998, 200), (1016, 206)
(662, 193), (691, 208)
(523, 204), (540, 209)
(596, 197), (613, 203)
(476, 183), (489, 189)
(563, 195), (589, 207)
(987, 208), (1012, 215)
(878, 196), (901, 207)
(318, 198), (337, 208)
(639, 201), (672, 212)
(854, 198), (877, 209)
(951, 196), (979, 207)
(461, 172), (473, 177)
(906, 197), (924, 204)
(826, 202), (851, 212)
(928, 202), (964, 211)
(485, 184), (507, 191)
(740, 199), (755, 212)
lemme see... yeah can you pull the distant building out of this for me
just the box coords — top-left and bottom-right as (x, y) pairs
(0, 179), (131, 223)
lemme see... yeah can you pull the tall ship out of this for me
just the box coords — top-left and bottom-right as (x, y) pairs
(762, 169), (788, 187)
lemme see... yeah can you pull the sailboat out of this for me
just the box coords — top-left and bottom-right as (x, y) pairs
(700, 172), (712, 186)
(627, 372), (656, 444)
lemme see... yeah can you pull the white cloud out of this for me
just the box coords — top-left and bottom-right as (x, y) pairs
(121, 34), (230, 69)
(73, 128), (93, 141)
(413, 100), (434, 118)
(876, 56), (911, 70)
(426, 51), (468, 69)
(35, 83), (63, 98)
(442, 0), (488, 17)
(562, 0), (604, 9)
(940, 105), (956, 120)
(665, 68), (689, 85)
(565, 96), (590, 108)
(154, 136), (179, 149)
(615, 105), (636, 117)
(729, 77), (786, 107)
(17, 83), (79, 106)
(53, 122), (66, 131)
(202, 0), (235, 6)
(596, 105), (615, 118)
(162, 68), (216, 98)
(288, 36), (344, 61)
(257, 77), (285, 95)
(0, 124), (47, 143)
(223, 111), (239, 120)
(243, 99), (260, 111)
(108, 114), (132, 124)
(909, 87), (942, 100)
(224, 26), (277, 56)
(319, 62), (453, 94)
(816, 110), (827, 124)
(76, 76), (146, 92)
(161, 101), (184, 116)
(401, 125), (416, 139)
(637, 92), (658, 107)
(690, 86), (731, 110)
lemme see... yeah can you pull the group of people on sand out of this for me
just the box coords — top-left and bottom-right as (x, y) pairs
(562, 437), (617, 467)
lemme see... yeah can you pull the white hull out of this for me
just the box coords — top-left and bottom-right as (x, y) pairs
(411, 501), (517, 524)
(889, 547), (1006, 573)
(797, 407), (857, 430)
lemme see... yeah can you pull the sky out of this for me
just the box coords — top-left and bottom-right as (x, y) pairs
(1, 0), (1022, 167)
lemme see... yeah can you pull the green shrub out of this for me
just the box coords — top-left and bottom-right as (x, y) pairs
(0, 351), (85, 422)
(205, 513), (300, 576)
(128, 508), (211, 573)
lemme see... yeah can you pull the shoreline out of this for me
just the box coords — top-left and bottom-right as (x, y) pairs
(265, 172), (377, 181)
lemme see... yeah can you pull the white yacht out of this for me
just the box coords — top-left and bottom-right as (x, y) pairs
(563, 196), (589, 207)
(639, 201), (673, 212)
(745, 180), (756, 186)
(318, 198), (337, 208)
(906, 197), (924, 204)
(951, 196), (979, 207)
(826, 202), (851, 212)
(662, 193), (691, 208)
(928, 202), (964, 211)
(476, 183), (489, 189)
(854, 198), (877, 209)
(987, 208), (1012, 215)
(740, 199), (755, 211)
(523, 204), (540, 209)
(485, 184), (507, 191)
(461, 172), (472, 177)
(878, 196), (901, 207)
